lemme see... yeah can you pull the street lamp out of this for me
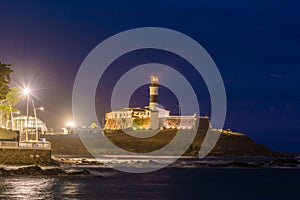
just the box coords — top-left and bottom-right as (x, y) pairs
(23, 88), (30, 141)
(11, 110), (20, 130)
(32, 99), (44, 141)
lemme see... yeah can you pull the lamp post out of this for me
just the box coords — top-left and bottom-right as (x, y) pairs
(32, 99), (44, 141)
(10, 110), (20, 130)
(23, 88), (30, 141)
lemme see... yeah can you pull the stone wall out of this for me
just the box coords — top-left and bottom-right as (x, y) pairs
(0, 148), (52, 165)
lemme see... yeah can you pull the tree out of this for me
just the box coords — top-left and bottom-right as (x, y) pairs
(5, 86), (22, 107)
(90, 122), (98, 128)
(0, 62), (13, 100)
(0, 61), (13, 127)
(0, 87), (21, 129)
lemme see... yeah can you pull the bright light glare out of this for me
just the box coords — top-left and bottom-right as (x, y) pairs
(23, 88), (30, 95)
(66, 121), (75, 128)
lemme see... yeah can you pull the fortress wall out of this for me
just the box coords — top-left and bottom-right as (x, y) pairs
(0, 148), (52, 165)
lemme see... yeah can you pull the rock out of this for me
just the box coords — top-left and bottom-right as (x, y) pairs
(0, 165), (92, 177)
(270, 158), (299, 167)
(66, 169), (91, 176)
(208, 161), (265, 168)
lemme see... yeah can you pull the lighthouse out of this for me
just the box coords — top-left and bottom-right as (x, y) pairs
(149, 75), (159, 109)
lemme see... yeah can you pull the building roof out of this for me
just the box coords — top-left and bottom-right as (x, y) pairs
(108, 107), (148, 113)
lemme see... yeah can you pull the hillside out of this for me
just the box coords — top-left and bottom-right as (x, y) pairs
(44, 129), (276, 157)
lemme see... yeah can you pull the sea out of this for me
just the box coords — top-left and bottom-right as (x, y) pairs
(0, 157), (299, 200)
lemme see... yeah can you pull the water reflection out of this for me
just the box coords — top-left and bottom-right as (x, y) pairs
(0, 177), (55, 200)
(59, 179), (82, 199)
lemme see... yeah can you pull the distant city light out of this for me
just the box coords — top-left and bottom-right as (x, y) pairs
(37, 107), (44, 111)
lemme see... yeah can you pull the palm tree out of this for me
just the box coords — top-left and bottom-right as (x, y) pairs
(0, 61), (13, 127)
(0, 87), (22, 129)
(0, 62), (13, 100)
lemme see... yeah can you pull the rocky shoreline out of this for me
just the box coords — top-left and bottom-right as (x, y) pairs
(1, 130), (299, 174)
(1, 157), (299, 177)
(0, 165), (92, 177)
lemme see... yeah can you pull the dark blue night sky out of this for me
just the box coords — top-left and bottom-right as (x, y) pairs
(0, 0), (299, 152)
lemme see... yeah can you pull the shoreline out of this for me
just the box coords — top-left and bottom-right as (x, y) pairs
(0, 156), (299, 177)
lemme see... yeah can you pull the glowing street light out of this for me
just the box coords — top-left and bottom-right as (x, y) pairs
(66, 121), (75, 128)
(23, 88), (30, 96)
(66, 121), (75, 134)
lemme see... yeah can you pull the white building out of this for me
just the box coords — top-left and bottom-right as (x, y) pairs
(104, 75), (198, 131)
(105, 108), (151, 130)
(9, 115), (47, 134)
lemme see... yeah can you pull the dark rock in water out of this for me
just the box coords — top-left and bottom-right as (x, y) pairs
(270, 158), (299, 167)
(67, 169), (91, 176)
(169, 161), (186, 168)
(0, 165), (92, 176)
(208, 161), (265, 168)
(6, 166), (65, 176)
(43, 168), (66, 176)
(13, 165), (44, 175)
(0, 168), (9, 176)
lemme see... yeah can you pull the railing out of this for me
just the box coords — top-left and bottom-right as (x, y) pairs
(0, 141), (51, 150)
(19, 141), (51, 150)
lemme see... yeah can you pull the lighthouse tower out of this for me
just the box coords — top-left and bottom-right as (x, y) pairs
(149, 75), (159, 109)
(149, 75), (159, 129)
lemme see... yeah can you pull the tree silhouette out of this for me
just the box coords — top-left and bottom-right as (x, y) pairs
(0, 62), (13, 100)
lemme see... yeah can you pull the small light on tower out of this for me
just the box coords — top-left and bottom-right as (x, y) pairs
(151, 75), (158, 83)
